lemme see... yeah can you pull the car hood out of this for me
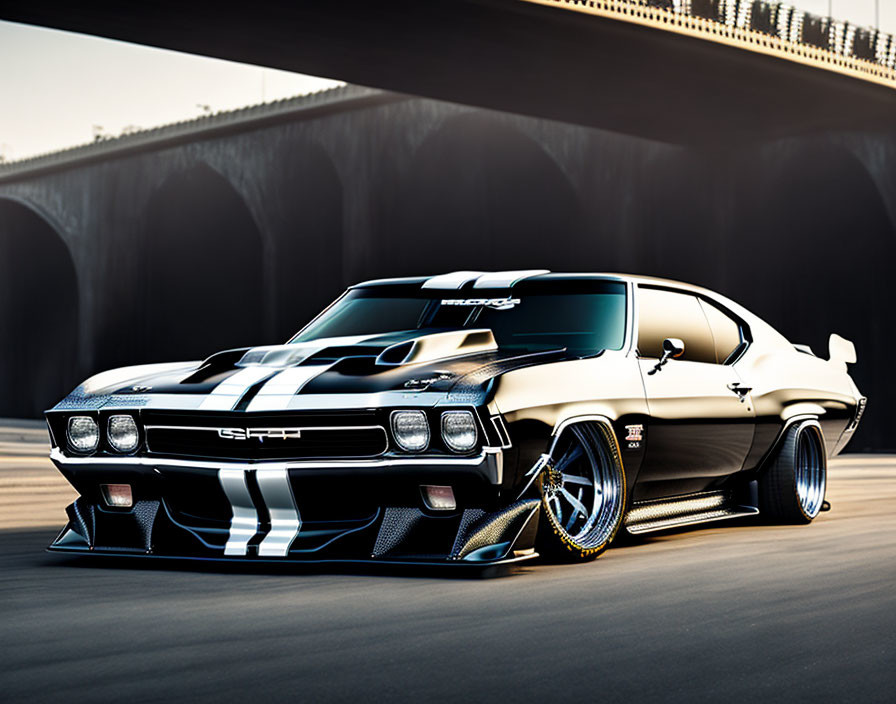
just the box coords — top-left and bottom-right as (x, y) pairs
(52, 331), (572, 412)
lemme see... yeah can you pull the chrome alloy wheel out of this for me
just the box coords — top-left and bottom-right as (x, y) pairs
(540, 423), (624, 553)
(795, 424), (826, 519)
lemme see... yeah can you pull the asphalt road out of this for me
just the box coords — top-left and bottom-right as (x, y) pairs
(1, 426), (893, 703)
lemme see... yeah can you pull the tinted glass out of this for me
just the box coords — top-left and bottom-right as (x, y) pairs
(637, 288), (715, 363)
(297, 297), (431, 339)
(293, 282), (627, 356)
(699, 299), (742, 363)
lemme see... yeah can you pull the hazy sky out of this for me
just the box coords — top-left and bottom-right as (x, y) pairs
(2, 1), (895, 161)
(0, 21), (343, 161)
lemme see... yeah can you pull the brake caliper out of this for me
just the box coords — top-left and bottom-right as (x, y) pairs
(542, 460), (564, 498)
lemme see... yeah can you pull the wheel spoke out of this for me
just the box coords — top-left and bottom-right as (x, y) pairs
(560, 487), (588, 522)
(554, 445), (583, 473)
(549, 495), (562, 524)
(564, 487), (585, 531)
(542, 424), (624, 553)
(561, 474), (591, 487)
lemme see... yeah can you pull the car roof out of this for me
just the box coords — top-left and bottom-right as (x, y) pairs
(351, 270), (792, 349)
(353, 270), (709, 295)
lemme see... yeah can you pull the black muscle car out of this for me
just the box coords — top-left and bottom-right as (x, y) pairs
(46, 271), (865, 564)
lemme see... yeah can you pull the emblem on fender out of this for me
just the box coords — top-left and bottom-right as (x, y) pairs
(625, 424), (644, 449)
(217, 427), (302, 440)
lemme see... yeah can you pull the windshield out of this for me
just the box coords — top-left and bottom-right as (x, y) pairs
(292, 280), (627, 356)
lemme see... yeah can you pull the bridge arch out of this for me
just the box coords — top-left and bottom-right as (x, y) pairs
(730, 141), (893, 450)
(0, 198), (80, 416)
(389, 112), (586, 275)
(634, 149), (727, 290)
(263, 138), (344, 340)
(140, 162), (266, 362)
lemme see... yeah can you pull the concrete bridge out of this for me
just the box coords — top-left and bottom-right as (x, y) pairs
(1, 85), (894, 450)
(4, 0), (896, 143)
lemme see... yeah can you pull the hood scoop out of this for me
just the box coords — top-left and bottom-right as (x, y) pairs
(376, 329), (497, 367)
(236, 345), (322, 368)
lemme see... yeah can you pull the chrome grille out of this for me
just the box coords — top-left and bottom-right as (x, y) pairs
(143, 411), (388, 461)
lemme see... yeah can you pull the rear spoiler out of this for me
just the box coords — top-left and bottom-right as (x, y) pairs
(829, 334), (857, 364)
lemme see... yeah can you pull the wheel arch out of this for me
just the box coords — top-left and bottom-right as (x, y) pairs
(536, 417), (629, 559)
(503, 410), (640, 504)
(754, 414), (825, 476)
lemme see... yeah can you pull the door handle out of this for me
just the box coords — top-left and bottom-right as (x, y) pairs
(727, 382), (752, 399)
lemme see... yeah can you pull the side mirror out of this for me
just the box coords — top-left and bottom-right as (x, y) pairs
(648, 337), (685, 375)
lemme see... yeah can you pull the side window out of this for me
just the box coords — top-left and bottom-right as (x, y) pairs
(637, 288), (715, 363)
(699, 299), (743, 364)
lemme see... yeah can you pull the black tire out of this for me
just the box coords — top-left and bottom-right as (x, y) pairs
(536, 422), (626, 562)
(759, 420), (827, 524)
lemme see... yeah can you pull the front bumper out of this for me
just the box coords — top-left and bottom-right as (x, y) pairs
(47, 448), (540, 565)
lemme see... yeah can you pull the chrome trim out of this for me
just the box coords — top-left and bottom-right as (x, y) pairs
(45, 419), (58, 448)
(421, 271), (485, 290)
(846, 396), (867, 432)
(143, 424), (390, 457)
(490, 415), (512, 449)
(552, 414), (616, 438)
(58, 391), (451, 412)
(144, 424), (385, 434)
(50, 446), (500, 472)
(218, 468), (258, 556)
(471, 270), (550, 289)
(517, 453), (552, 500)
(794, 420), (826, 519)
(256, 468), (302, 557)
(625, 280), (637, 357)
(284, 392), (449, 410)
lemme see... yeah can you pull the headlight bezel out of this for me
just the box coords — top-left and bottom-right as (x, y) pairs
(440, 410), (479, 453)
(107, 414), (140, 453)
(390, 410), (431, 453)
(67, 415), (100, 454)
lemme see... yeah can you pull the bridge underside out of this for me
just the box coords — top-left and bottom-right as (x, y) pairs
(3, 0), (896, 143)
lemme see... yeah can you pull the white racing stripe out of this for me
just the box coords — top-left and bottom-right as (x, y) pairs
(218, 469), (258, 556)
(256, 468), (302, 557)
(199, 367), (273, 411)
(218, 468), (302, 557)
(471, 270), (550, 289)
(245, 364), (333, 412)
(422, 271), (484, 289)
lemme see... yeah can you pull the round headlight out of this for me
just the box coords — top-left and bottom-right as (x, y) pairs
(108, 415), (139, 453)
(441, 410), (478, 453)
(67, 416), (99, 452)
(391, 410), (430, 452)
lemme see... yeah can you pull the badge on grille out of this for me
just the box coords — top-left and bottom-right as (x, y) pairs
(216, 428), (302, 440)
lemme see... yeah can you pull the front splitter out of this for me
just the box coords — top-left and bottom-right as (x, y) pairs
(46, 544), (539, 568)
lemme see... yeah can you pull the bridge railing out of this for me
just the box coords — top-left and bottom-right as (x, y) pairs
(526, 0), (896, 90)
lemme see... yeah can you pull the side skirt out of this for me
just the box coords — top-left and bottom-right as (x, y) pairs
(624, 486), (759, 535)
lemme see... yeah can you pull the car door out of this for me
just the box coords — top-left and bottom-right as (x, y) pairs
(634, 286), (755, 500)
